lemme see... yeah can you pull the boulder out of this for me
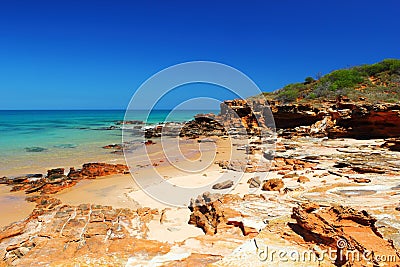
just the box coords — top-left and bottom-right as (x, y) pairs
(261, 178), (284, 191)
(350, 177), (371, 183)
(297, 176), (310, 183)
(212, 180), (234, 190)
(247, 176), (261, 188)
(179, 116), (227, 138)
(189, 192), (221, 208)
(188, 194), (259, 236)
(46, 168), (64, 178)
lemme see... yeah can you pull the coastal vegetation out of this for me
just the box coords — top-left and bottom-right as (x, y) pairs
(265, 59), (400, 103)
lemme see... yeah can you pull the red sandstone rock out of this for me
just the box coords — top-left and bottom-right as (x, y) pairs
(144, 140), (155, 145)
(0, 197), (164, 266)
(261, 178), (284, 191)
(219, 99), (400, 139)
(68, 163), (129, 178)
(188, 193), (259, 236)
(297, 176), (310, 183)
(3, 163), (130, 195)
(291, 203), (400, 266)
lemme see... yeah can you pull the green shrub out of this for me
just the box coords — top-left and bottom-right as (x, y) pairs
(267, 58), (400, 103)
(306, 92), (317, 99)
(304, 76), (315, 84)
(357, 59), (400, 76)
(325, 69), (364, 89)
(277, 89), (299, 102)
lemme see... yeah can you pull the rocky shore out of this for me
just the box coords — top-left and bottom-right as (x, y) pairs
(1, 98), (400, 266)
(0, 163), (129, 195)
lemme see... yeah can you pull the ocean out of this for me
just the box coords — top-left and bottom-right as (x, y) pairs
(0, 109), (217, 176)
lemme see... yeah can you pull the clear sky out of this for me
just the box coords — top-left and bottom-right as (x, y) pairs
(0, 0), (399, 110)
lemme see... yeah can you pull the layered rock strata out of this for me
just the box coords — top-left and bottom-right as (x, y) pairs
(0, 163), (129, 195)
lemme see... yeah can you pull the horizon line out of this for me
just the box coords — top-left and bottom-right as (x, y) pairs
(0, 108), (221, 111)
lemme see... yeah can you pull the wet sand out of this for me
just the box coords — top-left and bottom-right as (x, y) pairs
(0, 185), (36, 228)
(0, 136), (234, 229)
(56, 174), (140, 209)
(56, 136), (234, 207)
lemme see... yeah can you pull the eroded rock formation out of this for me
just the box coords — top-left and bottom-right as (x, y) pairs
(0, 163), (129, 195)
(218, 99), (400, 139)
(0, 196), (165, 266)
(215, 157), (316, 174)
(291, 202), (400, 266)
(179, 115), (227, 138)
(261, 178), (284, 191)
(329, 103), (400, 138)
(67, 162), (129, 179)
(188, 193), (281, 237)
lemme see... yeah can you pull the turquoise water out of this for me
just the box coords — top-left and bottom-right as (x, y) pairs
(0, 110), (217, 176)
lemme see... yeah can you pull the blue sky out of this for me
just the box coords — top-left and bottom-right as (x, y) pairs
(0, 0), (399, 109)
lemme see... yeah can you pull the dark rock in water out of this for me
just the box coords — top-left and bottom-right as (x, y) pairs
(95, 126), (119, 130)
(25, 147), (47, 152)
(115, 120), (144, 125)
(212, 180), (234, 190)
(145, 127), (162, 138)
(247, 176), (261, 188)
(53, 144), (77, 149)
(102, 144), (122, 150)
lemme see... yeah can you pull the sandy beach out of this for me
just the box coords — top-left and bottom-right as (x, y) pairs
(0, 136), (232, 225)
(0, 185), (36, 228)
(1, 101), (400, 266)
